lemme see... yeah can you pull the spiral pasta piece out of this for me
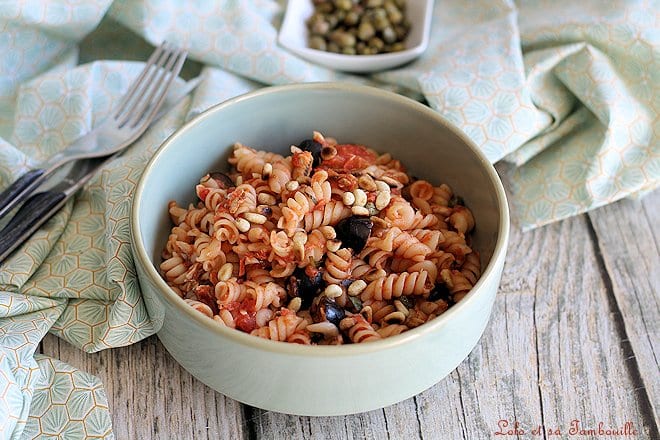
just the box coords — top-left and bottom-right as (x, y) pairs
(340, 315), (381, 343)
(377, 324), (408, 338)
(229, 143), (284, 177)
(227, 184), (257, 216)
(447, 205), (475, 235)
(391, 231), (432, 262)
(440, 269), (473, 302)
(185, 299), (213, 318)
(302, 200), (351, 231)
(360, 271), (432, 301)
(251, 310), (303, 341)
(268, 158), (293, 193)
(323, 248), (352, 284)
(215, 278), (247, 305)
(460, 251), (481, 284)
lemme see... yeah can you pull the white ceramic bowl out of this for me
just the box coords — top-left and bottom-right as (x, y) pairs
(131, 83), (509, 416)
(278, 0), (434, 73)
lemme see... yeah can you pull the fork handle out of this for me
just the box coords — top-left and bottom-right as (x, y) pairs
(0, 169), (47, 219)
(0, 190), (65, 263)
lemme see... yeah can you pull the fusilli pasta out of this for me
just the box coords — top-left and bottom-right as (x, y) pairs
(160, 132), (481, 344)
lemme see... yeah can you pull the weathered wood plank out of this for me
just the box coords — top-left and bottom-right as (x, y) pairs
(246, 401), (422, 440)
(40, 334), (246, 440)
(588, 190), (660, 427)
(412, 213), (655, 439)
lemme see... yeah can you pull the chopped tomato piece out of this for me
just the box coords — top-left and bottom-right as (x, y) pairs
(235, 311), (257, 333)
(321, 144), (377, 171)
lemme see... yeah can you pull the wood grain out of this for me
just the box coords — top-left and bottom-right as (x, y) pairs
(588, 190), (660, 428)
(40, 334), (246, 439)
(39, 190), (659, 439)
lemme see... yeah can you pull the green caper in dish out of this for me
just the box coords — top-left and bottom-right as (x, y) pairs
(306, 0), (411, 55)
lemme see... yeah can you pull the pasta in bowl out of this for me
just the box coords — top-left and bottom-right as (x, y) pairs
(160, 132), (481, 344)
(131, 83), (509, 415)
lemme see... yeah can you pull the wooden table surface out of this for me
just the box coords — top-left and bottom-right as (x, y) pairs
(40, 170), (659, 440)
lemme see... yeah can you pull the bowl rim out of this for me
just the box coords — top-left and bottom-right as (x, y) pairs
(131, 82), (510, 357)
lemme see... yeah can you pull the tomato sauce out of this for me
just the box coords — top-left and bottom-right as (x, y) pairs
(320, 144), (377, 171)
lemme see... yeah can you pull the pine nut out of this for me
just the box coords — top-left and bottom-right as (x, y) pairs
(258, 192), (276, 205)
(375, 180), (391, 192)
(353, 188), (367, 206)
(319, 225), (336, 240)
(235, 218), (250, 232)
(324, 284), (343, 299)
(383, 311), (406, 324)
(262, 163), (273, 179)
(351, 206), (370, 216)
(380, 175), (401, 187)
(326, 239), (342, 252)
(285, 181), (299, 191)
(292, 231), (308, 246)
(306, 321), (339, 336)
(342, 191), (355, 206)
(375, 191), (391, 210)
(243, 212), (267, 224)
(393, 300), (410, 316)
(218, 262), (234, 281)
(348, 279), (367, 296)
(288, 297), (302, 312)
(358, 174), (377, 191)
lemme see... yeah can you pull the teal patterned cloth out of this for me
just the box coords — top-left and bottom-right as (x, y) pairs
(0, 0), (658, 438)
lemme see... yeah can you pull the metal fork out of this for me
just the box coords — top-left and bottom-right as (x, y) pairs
(0, 41), (187, 220)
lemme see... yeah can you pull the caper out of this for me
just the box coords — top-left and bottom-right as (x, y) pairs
(366, 0), (383, 7)
(331, 30), (356, 47)
(381, 26), (397, 44)
(335, 0), (353, 11)
(357, 21), (375, 41)
(388, 42), (405, 52)
(317, 2), (334, 14)
(327, 42), (340, 53)
(309, 35), (327, 51)
(368, 36), (384, 51)
(326, 13), (339, 28)
(310, 19), (330, 35)
(387, 8), (403, 25)
(394, 24), (409, 40)
(344, 10), (360, 25)
(342, 46), (356, 55)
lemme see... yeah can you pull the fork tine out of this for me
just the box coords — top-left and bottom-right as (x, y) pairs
(116, 44), (177, 126)
(114, 42), (168, 119)
(125, 47), (187, 129)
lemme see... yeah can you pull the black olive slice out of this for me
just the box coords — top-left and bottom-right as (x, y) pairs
(298, 139), (323, 167)
(335, 216), (373, 253)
